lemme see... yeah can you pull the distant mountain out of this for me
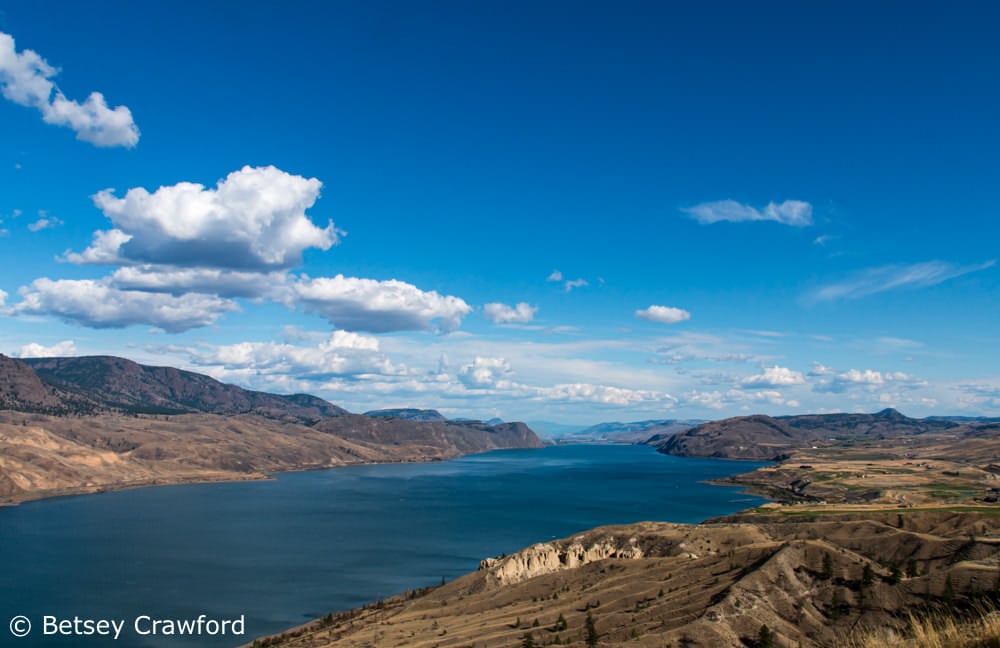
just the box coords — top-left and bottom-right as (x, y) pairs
(16, 355), (348, 423)
(652, 408), (962, 460)
(316, 416), (543, 455)
(524, 420), (587, 440)
(561, 419), (704, 444)
(926, 415), (1000, 423)
(364, 408), (447, 422)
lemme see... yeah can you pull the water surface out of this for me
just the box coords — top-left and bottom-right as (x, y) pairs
(0, 444), (766, 646)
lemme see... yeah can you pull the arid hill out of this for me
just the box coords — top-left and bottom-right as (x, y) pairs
(247, 508), (1000, 648)
(653, 408), (969, 461)
(13, 354), (348, 422)
(364, 408), (448, 421)
(0, 354), (543, 504)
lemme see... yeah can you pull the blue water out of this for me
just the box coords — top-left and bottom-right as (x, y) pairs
(0, 444), (765, 647)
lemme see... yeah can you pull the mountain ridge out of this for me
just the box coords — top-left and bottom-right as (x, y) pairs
(0, 353), (543, 504)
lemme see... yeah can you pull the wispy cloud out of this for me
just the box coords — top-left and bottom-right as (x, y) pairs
(809, 260), (996, 303)
(27, 211), (62, 232)
(0, 31), (139, 147)
(546, 269), (588, 292)
(683, 199), (812, 227)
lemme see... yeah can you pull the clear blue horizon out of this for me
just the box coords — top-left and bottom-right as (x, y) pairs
(1, 1), (997, 424)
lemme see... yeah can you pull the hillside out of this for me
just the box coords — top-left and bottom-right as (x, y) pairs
(247, 508), (1000, 648)
(0, 354), (543, 504)
(16, 355), (348, 422)
(364, 408), (448, 421)
(653, 408), (966, 461)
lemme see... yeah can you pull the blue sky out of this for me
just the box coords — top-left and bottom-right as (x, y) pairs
(1, 1), (998, 424)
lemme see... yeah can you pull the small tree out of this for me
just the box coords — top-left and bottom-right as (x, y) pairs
(757, 624), (773, 648)
(521, 631), (535, 648)
(862, 563), (875, 587)
(553, 613), (568, 632)
(585, 612), (599, 647)
(822, 552), (833, 580)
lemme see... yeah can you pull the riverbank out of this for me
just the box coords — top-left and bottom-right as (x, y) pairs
(0, 409), (542, 505)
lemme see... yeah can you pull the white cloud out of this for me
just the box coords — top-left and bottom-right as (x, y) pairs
(0, 31), (139, 147)
(683, 199), (812, 226)
(0, 289), (6, 307)
(459, 356), (513, 388)
(483, 302), (537, 324)
(110, 266), (288, 299)
(288, 274), (471, 333)
(813, 367), (927, 393)
(184, 331), (397, 379)
(635, 305), (691, 324)
(546, 270), (588, 292)
(16, 340), (76, 358)
(27, 212), (62, 232)
(808, 362), (835, 376)
(534, 383), (675, 407)
(11, 278), (238, 332)
(69, 166), (337, 270)
(809, 260), (996, 302)
(742, 365), (806, 387)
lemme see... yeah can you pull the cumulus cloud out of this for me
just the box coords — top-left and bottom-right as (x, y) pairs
(814, 368), (927, 393)
(635, 305), (691, 324)
(0, 31), (139, 147)
(11, 278), (238, 332)
(110, 266), (288, 299)
(459, 356), (513, 388)
(68, 166), (337, 270)
(683, 199), (812, 226)
(288, 274), (471, 333)
(483, 302), (537, 324)
(184, 331), (397, 379)
(0, 289), (6, 306)
(546, 270), (563, 282)
(684, 387), (793, 410)
(16, 340), (76, 358)
(742, 365), (806, 387)
(534, 383), (675, 406)
(809, 260), (996, 302)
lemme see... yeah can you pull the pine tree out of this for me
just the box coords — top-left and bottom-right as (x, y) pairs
(862, 563), (874, 587)
(757, 624), (773, 648)
(585, 612), (599, 647)
(822, 552), (833, 580)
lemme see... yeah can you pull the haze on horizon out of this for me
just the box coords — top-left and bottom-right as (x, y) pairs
(0, 1), (997, 425)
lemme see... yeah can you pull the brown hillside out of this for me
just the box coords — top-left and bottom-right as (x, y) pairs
(246, 509), (1000, 648)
